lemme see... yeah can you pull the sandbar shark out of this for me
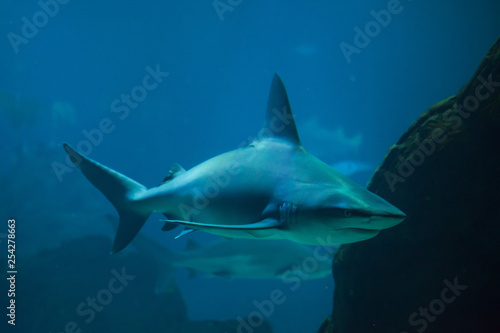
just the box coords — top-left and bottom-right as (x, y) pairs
(63, 74), (406, 254)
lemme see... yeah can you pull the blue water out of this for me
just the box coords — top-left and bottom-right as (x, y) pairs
(1, 1), (499, 332)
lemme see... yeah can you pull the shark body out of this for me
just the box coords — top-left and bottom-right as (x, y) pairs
(64, 74), (406, 254)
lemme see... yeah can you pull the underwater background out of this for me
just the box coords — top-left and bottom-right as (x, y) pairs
(1, 1), (500, 332)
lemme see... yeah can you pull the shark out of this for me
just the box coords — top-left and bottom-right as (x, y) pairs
(172, 239), (335, 280)
(63, 74), (406, 254)
(107, 215), (333, 289)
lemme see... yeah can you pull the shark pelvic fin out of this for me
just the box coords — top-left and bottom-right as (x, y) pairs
(63, 143), (150, 255)
(261, 74), (301, 146)
(174, 228), (196, 239)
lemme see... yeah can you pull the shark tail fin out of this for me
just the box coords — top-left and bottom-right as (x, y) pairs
(63, 143), (150, 254)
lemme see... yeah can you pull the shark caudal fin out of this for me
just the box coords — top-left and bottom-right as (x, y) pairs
(63, 143), (150, 254)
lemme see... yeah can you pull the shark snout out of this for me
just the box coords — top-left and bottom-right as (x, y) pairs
(349, 188), (406, 229)
(364, 205), (406, 230)
(369, 212), (406, 228)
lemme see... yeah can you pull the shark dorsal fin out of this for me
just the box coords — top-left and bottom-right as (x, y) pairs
(160, 163), (186, 184)
(260, 73), (301, 146)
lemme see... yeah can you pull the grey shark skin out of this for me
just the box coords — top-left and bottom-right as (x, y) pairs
(63, 74), (406, 254)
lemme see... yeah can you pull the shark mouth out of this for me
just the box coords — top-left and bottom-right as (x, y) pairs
(341, 228), (380, 236)
(335, 228), (380, 243)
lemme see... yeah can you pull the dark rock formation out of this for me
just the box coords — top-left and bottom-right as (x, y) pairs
(2, 235), (273, 333)
(318, 36), (500, 333)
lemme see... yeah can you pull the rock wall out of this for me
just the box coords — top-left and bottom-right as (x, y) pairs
(319, 36), (500, 333)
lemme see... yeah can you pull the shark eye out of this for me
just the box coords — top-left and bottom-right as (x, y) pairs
(344, 209), (352, 218)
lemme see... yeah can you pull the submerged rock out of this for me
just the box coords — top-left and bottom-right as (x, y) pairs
(3, 235), (273, 333)
(318, 36), (500, 333)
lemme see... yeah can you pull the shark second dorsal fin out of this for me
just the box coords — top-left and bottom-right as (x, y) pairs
(260, 74), (301, 146)
(160, 163), (186, 184)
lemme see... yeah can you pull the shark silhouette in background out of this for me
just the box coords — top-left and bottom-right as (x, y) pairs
(331, 160), (374, 177)
(63, 74), (406, 254)
(172, 238), (335, 281)
(300, 116), (363, 160)
(106, 215), (334, 293)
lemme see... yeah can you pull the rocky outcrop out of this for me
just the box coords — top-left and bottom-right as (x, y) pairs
(8, 235), (273, 333)
(319, 36), (500, 333)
